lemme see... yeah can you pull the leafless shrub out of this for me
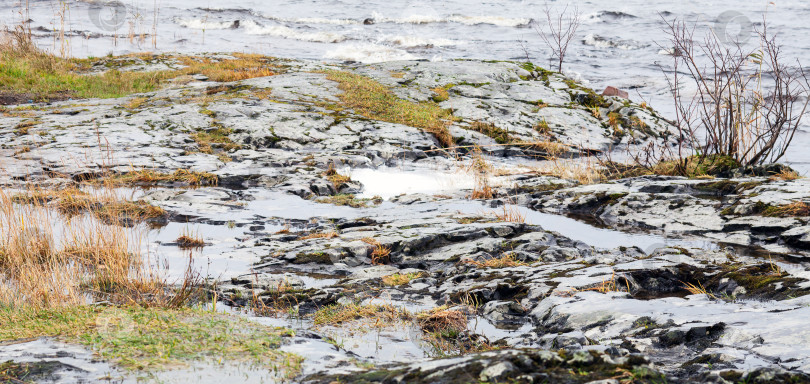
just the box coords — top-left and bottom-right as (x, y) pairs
(467, 146), (494, 199)
(657, 16), (810, 173)
(533, 3), (581, 73)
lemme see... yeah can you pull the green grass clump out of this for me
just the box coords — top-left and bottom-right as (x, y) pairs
(0, 43), (168, 102)
(0, 306), (302, 375)
(103, 169), (219, 187)
(381, 272), (426, 286)
(192, 125), (241, 154)
(316, 194), (382, 208)
(468, 121), (513, 144)
(0, 31), (280, 104)
(608, 155), (741, 179)
(313, 303), (409, 327)
(759, 201), (810, 218)
(431, 84), (454, 102)
(323, 70), (455, 147)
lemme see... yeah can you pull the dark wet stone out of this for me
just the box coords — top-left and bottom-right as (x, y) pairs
(0, 360), (76, 383)
(301, 349), (666, 384)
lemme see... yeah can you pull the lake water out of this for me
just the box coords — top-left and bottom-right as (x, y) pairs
(4, 0), (810, 171)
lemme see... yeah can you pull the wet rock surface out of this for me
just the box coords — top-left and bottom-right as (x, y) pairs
(3, 56), (810, 383)
(531, 176), (810, 255)
(304, 349), (666, 384)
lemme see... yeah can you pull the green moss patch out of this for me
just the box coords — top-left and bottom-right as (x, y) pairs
(0, 306), (302, 375)
(323, 70), (454, 147)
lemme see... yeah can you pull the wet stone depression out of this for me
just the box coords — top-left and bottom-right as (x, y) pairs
(2, 56), (810, 383)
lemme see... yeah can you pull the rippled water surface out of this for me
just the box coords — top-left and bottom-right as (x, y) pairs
(4, 0), (810, 169)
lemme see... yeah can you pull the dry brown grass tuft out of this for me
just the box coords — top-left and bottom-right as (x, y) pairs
(493, 204), (526, 223)
(0, 187), (199, 309)
(323, 164), (351, 188)
(371, 244), (391, 265)
(313, 302), (410, 328)
(14, 188), (166, 225)
(103, 169), (219, 187)
(249, 277), (302, 316)
(362, 237), (391, 265)
(682, 280), (716, 299)
(467, 147), (494, 200)
(464, 253), (526, 269)
(299, 231), (339, 240)
(416, 306), (495, 356)
(176, 229), (205, 249)
(517, 140), (568, 157)
(770, 169), (801, 181)
(274, 224), (291, 235)
(417, 307), (467, 333)
(431, 86), (451, 103)
(588, 106), (601, 119)
(582, 272), (624, 294)
(531, 158), (605, 185)
(608, 112), (622, 128)
(14, 120), (38, 135)
(534, 119), (551, 136)
(763, 201), (810, 217)
(175, 53), (277, 82)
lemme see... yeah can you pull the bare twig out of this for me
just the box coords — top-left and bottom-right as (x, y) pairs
(533, 3), (581, 73)
(653, 14), (810, 172)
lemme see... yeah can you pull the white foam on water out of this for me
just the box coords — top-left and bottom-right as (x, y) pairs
(371, 11), (443, 25)
(323, 42), (417, 63)
(370, 11), (529, 27)
(252, 11), (362, 25)
(174, 18), (238, 30)
(582, 33), (643, 50)
(382, 34), (461, 48)
(242, 20), (348, 43)
(446, 15), (531, 27)
(289, 17), (361, 25)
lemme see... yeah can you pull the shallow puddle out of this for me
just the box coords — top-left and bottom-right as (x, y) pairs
(295, 273), (341, 289)
(0, 339), (122, 383)
(347, 166), (476, 199)
(145, 221), (277, 280)
(318, 325), (427, 363)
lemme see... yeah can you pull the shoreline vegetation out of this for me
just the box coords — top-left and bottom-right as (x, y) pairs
(1, 28), (307, 377)
(1, 12), (810, 383)
(3, 28), (799, 184)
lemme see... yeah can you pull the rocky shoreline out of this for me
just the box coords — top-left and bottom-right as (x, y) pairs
(2, 54), (810, 383)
